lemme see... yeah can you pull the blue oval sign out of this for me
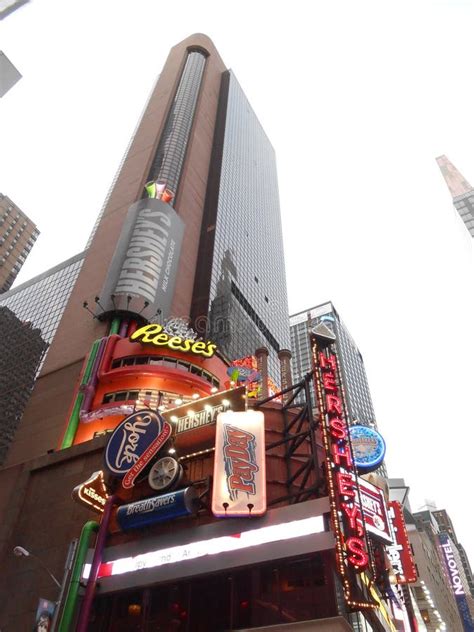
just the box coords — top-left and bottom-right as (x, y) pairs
(349, 425), (386, 472)
(104, 410), (164, 477)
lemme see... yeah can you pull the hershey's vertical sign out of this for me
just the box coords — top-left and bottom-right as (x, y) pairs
(312, 340), (377, 610)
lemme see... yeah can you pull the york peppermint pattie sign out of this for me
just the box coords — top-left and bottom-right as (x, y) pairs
(104, 410), (171, 489)
(98, 198), (184, 321)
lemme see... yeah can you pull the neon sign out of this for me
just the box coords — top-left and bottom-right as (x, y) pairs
(349, 425), (386, 473)
(386, 501), (417, 584)
(72, 471), (109, 514)
(130, 323), (217, 358)
(312, 345), (377, 609)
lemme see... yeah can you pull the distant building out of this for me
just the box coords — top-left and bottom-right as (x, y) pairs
(412, 509), (474, 630)
(436, 155), (474, 238)
(0, 306), (47, 464)
(0, 0), (29, 20)
(433, 508), (474, 600)
(0, 51), (21, 97)
(290, 301), (378, 427)
(0, 194), (38, 292)
(0, 251), (84, 368)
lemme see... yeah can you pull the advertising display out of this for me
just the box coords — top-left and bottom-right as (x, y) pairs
(312, 344), (377, 609)
(98, 198), (184, 321)
(104, 410), (171, 489)
(165, 386), (246, 436)
(212, 410), (266, 517)
(131, 323), (217, 358)
(386, 501), (417, 584)
(117, 487), (198, 532)
(34, 598), (56, 632)
(357, 477), (392, 544)
(349, 425), (386, 473)
(72, 470), (109, 514)
(438, 533), (474, 631)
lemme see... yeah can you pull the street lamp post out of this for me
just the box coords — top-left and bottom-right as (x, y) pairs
(13, 546), (61, 588)
(13, 542), (77, 632)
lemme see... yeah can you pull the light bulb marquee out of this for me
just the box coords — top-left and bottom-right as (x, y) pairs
(311, 340), (378, 610)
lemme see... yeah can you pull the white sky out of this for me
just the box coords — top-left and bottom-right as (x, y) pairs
(1, 0), (474, 565)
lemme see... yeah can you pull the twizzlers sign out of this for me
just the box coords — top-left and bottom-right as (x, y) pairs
(313, 346), (376, 609)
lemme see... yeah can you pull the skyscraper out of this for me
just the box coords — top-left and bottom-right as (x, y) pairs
(0, 193), (39, 292)
(433, 508), (474, 600)
(3, 34), (289, 467)
(0, 307), (47, 464)
(0, 251), (84, 353)
(290, 301), (377, 428)
(436, 155), (474, 238)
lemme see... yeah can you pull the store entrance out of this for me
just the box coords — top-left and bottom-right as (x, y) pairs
(88, 553), (337, 631)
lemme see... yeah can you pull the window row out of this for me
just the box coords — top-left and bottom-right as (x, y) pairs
(111, 355), (219, 388)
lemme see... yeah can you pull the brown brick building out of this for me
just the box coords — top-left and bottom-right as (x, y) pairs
(0, 193), (38, 293)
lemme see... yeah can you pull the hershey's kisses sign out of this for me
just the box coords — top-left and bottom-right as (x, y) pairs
(104, 410), (171, 489)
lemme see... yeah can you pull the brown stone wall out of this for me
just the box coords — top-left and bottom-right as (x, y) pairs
(0, 438), (107, 632)
(5, 360), (84, 466)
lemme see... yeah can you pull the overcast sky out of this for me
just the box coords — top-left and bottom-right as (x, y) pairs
(1, 0), (474, 564)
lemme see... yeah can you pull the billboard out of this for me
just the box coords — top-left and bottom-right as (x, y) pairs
(438, 533), (474, 631)
(386, 501), (417, 584)
(98, 198), (184, 321)
(212, 410), (266, 517)
(357, 477), (392, 544)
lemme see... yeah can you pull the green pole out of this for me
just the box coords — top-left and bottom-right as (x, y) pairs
(109, 318), (120, 335)
(57, 520), (99, 632)
(60, 340), (101, 449)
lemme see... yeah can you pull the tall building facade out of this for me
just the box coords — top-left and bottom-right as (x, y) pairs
(0, 35), (415, 632)
(191, 71), (290, 382)
(0, 193), (38, 292)
(2, 34), (290, 468)
(433, 509), (474, 600)
(436, 155), (474, 238)
(0, 251), (85, 350)
(290, 301), (377, 427)
(0, 307), (47, 465)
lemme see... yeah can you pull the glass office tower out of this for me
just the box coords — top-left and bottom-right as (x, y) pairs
(290, 302), (377, 428)
(194, 71), (290, 382)
(0, 251), (84, 352)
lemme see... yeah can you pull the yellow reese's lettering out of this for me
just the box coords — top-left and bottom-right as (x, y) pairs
(130, 324), (216, 358)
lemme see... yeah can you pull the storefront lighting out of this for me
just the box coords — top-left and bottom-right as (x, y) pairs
(168, 447), (176, 455)
(187, 410), (195, 418)
(170, 416), (178, 423)
(175, 398), (183, 405)
(179, 447), (215, 461)
(192, 393), (200, 400)
(83, 515), (325, 580)
(222, 399), (230, 407)
(204, 405), (212, 412)
(211, 387), (218, 393)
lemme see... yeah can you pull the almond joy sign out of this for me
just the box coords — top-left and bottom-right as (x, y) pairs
(104, 410), (171, 489)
